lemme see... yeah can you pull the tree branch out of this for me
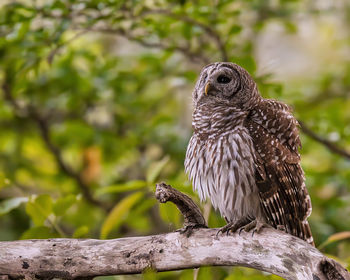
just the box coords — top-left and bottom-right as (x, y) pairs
(155, 182), (207, 234)
(141, 9), (228, 61)
(31, 112), (107, 211)
(1, 77), (108, 211)
(82, 27), (210, 65)
(299, 121), (350, 160)
(0, 183), (349, 280)
(0, 228), (349, 280)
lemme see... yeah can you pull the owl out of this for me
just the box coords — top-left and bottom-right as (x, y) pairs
(185, 62), (314, 246)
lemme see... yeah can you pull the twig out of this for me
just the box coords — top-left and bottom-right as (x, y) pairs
(83, 27), (210, 64)
(47, 30), (88, 64)
(299, 121), (350, 160)
(27, 6), (219, 64)
(141, 9), (228, 61)
(31, 112), (107, 210)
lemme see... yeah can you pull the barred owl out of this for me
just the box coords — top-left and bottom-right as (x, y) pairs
(185, 62), (314, 245)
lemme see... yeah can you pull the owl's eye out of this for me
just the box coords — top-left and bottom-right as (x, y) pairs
(217, 75), (231, 84)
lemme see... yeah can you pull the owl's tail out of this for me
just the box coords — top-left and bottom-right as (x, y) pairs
(301, 219), (315, 247)
(291, 219), (314, 247)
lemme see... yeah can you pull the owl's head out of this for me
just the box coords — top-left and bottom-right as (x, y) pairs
(192, 62), (260, 109)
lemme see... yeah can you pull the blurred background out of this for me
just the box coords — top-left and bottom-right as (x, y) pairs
(0, 0), (349, 279)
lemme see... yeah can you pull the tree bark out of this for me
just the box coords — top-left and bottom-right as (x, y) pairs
(0, 228), (349, 280)
(0, 183), (349, 280)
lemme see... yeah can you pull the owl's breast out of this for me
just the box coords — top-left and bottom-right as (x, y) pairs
(192, 104), (247, 140)
(185, 127), (261, 221)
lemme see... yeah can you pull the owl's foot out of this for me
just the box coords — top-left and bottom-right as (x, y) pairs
(177, 223), (208, 238)
(217, 218), (269, 237)
(238, 219), (268, 237)
(216, 217), (250, 237)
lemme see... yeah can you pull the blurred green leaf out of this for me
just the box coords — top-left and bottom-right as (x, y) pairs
(21, 226), (59, 239)
(73, 226), (89, 238)
(53, 194), (76, 216)
(100, 191), (144, 239)
(25, 195), (53, 226)
(319, 231), (350, 250)
(143, 267), (159, 280)
(96, 180), (147, 196)
(146, 156), (170, 183)
(0, 173), (11, 190)
(229, 25), (242, 35)
(0, 197), (28, 216)
(159, 201), (181, 229)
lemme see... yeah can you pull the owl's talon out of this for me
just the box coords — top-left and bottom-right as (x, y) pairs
(216, 222), (233, 237)
(217, 217), (250, 237)
(252, 226), (262, 237)
(216, 223), (231, 237)
(240, 219), (268, 237)
(232, 219), (269, 237)
(244, 219), (257, 232)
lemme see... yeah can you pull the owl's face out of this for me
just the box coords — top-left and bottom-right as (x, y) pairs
(193, 62), (258, 109)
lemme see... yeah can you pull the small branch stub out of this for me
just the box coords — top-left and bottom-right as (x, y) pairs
(155, 182), (207, 235)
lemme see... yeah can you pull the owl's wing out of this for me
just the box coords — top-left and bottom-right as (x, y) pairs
(245, 99), (314, 245)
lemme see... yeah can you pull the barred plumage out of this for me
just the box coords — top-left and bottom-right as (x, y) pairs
(185, 62), (314, 245)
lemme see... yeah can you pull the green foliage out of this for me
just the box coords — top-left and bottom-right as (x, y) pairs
(0, 197), (28, 215)
(1, 0), (350, 279)
(101, 191), (144, 239)
(26, 194), (53, 226)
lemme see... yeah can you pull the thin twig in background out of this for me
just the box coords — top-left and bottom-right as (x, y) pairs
(299, 120), (350, 160)
(83, 27), (210, 65)
(47, 30), (88, 64)
(32, 113), (108, 210)
(1, 76), (109, 212)
(140, 9), (228, 61)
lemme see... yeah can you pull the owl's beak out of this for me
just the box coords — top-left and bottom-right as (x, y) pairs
(204, 82), (211, 96)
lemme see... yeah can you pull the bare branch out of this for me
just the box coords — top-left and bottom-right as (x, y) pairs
(0, 184), (350, 280)
(299, 121), (350, 160)
(0, 228), (349, 280)
(1, 183), (349, 280)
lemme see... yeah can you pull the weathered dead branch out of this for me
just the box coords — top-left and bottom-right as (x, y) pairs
(0, 183), (349, 280)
